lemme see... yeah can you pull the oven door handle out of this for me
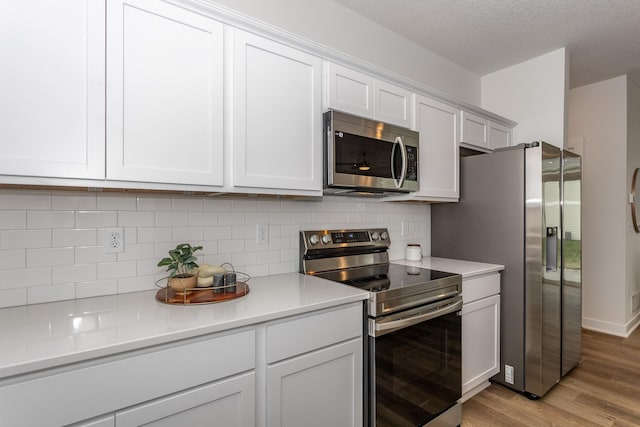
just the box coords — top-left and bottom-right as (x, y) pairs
(369, 297), (462, 337)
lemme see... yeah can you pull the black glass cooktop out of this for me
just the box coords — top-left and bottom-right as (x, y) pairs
(341, 263), (459, 293)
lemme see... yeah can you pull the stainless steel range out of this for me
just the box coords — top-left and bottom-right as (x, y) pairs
(300, 228), (463, 427)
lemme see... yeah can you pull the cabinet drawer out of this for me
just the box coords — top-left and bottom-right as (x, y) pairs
(463, 273), (500, 304)
(266, 303), (363, 364)
(0, 329), (255, 427)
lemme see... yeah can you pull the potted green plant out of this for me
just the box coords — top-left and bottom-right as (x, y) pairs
(157, 243), (203, 294)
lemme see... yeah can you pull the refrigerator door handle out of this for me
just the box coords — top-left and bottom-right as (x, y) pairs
(546, 226), (558, 271)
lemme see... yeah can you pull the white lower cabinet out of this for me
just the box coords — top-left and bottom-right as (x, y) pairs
(116, 372), (255, 427)
(266, 340), (362, 427)
(0, 303), (364, 427)
(461, 274), (501, 401)
(265, 303), (363, 427)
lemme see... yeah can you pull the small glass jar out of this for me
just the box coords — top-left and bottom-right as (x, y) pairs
(405, 244), (422, 261)
(225, 272), (237, 293)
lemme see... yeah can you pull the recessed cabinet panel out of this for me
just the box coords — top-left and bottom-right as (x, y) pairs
(489, 121), (512, 149)
(462, 294), (500, 395)
(0, 0), (105, 179)
(415, 96), (459, 200)
(325, 62), (374, 118)
(374, 80), (413, 128)
(106, 0), (224, 185)
(233, 30), (322, 191)
(460, 111), (489, 149)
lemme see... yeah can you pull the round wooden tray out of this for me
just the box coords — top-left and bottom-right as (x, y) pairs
(155, 282), (249, 305)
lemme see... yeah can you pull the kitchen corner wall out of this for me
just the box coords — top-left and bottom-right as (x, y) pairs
(0, 189), (430, 308)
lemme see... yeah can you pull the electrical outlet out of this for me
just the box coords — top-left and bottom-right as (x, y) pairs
(505, 364), (514, 385)
(104, 227), (124, 253)
(256, 223), (269, 244)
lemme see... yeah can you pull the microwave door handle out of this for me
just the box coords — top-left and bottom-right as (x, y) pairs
(393, 136), (407, 188)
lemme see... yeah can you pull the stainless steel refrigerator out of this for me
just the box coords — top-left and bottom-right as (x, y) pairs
(431, 142), (581, 398)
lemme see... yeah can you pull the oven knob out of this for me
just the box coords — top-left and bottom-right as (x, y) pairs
(380, 231), (389, 240)
(321, 234), (331, 244)
(371, 231), (380, 240)
(308, 234), (319, 245)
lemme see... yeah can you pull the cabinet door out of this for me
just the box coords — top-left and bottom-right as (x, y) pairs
(232, 30), (323, 192)
(460, 110), (489, 149)
(0, 0), (105, 179)
(413, 95), (459, 200)
(374, 80), (413, 128)
(266, 339), (363, 427)
(488, 121), (512, 150)
(462, 294), (500, 396)
(106, 0), (224, 186)
(116, 372), (255, 427)
(324, 62), (374, 118)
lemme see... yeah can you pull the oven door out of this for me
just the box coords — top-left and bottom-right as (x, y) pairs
(368, 297), (462, 427)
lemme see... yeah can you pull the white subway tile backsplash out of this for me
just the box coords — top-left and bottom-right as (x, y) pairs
(27, 247), (74, 267)
(156, 211), (188, 227)
(0, 249), (26, 270)
(0, 267), (51, 289)
(97, 194), (137, 211)
(218, 212), (245, 226)
(75, 279), (118, 299)
(0, 190), (51, 210)
(203, 226), (232, 240)
(52, 264), (96, 284)
(1, 229), (51, 249)
(52, 193), (96, 210)
(27, 211), (74, 229)
(97, 261), (137, 280)
(118, 211), (155, 227)
(138, 227), (172, 243)
(0, 288), (27, 308)
(172, 226), (203, 242)
(187, 211), (218, 226)
(0, 191), (429, 307)
(172, 197), (203, 212)
(28, 283), (76, 305)
(118, 276), (156, 294)
(53, 229), (97, 247)
(75, 246), (117, 264)
(76, 211), (117, 228)
(0, 211), (26, 230)
(137, 195), (172, 211)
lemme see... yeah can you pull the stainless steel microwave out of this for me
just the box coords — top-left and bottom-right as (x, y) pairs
(323, 110), (419, 196)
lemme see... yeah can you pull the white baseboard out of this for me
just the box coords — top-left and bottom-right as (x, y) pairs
(460, 381), (491, 402)
(582, 315), (640, 337)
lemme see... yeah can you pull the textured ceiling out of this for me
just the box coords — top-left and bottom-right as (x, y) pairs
(333, 0), (640, 88)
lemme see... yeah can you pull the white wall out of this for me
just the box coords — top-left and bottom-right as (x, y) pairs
(626, 73), (640, 327)
(481, 48), (568, 148)
(209, 0), (481, 104)
(0, 190), (429, 308)
(568, 75), (628, 334)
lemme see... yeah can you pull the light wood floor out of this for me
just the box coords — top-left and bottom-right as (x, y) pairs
(462, 328), (640, 426)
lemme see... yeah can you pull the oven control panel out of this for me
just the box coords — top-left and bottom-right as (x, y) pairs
(300, 228), (390, 250)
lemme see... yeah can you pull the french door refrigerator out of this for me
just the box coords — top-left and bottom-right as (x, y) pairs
(431, 142), (581, 398)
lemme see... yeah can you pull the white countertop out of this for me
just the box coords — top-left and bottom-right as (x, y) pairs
(391, 256), (504, 277)
(0, 273), (368, 379)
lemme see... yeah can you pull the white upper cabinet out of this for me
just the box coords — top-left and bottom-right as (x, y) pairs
(106, 0), (224, 186)
(324, 62), (374, 119)
(414, 96), (459, 201)
(232, 30), (323, 193)
(488, 121), (512, 150)
(373, 80), (413, 128)
(325, 63), (412, 128)
(0, 0), (105, 179)
(460, 110), (489, 150)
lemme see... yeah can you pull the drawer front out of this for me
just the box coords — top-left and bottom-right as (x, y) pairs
(266, 303), (363, 364)
(0, 329), (255, 427)
(463, 273), (500, 304)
